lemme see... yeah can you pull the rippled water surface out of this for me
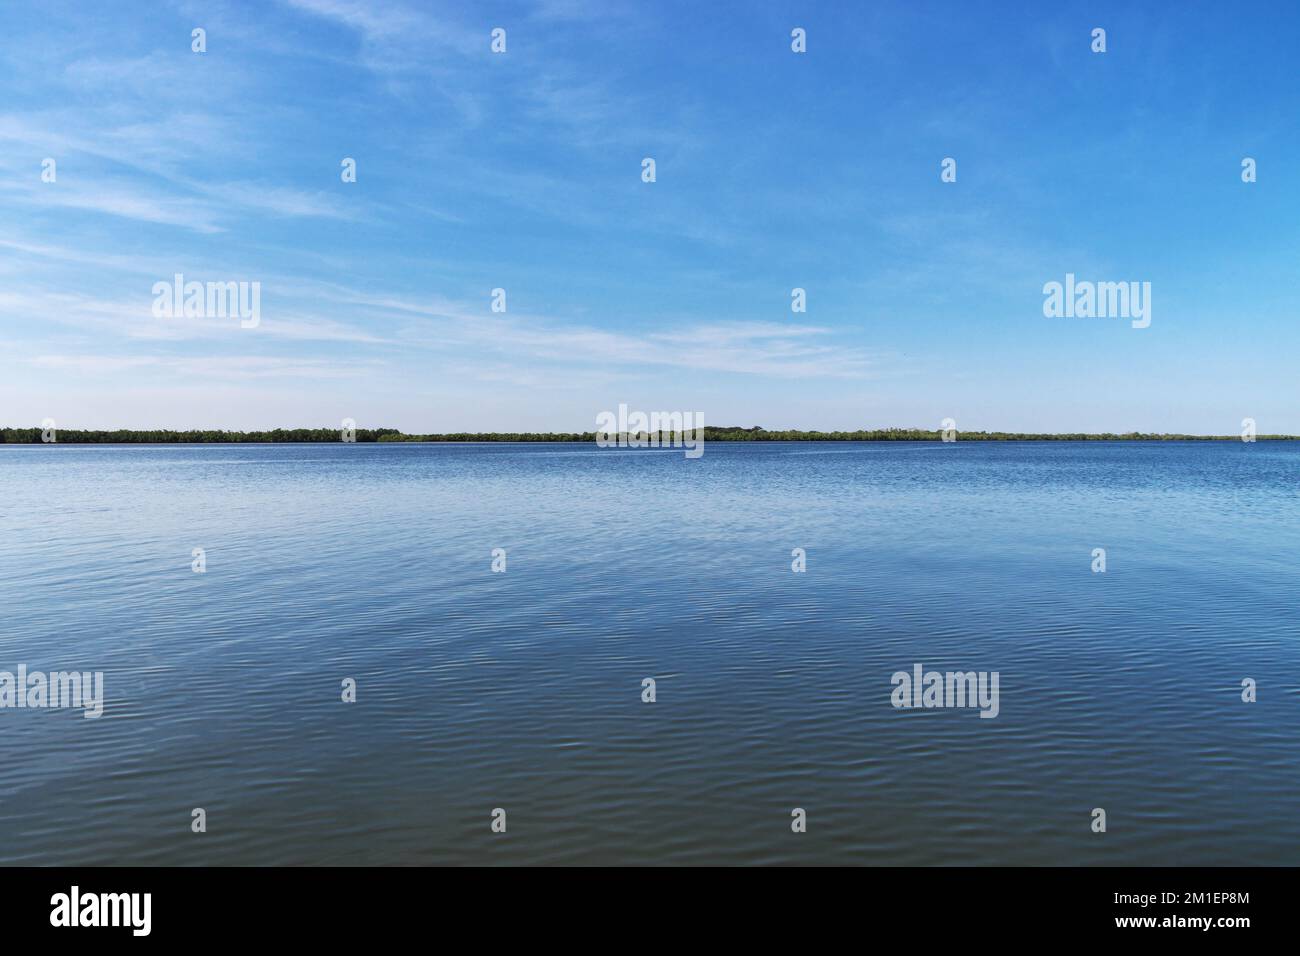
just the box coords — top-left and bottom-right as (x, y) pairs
(1, 441), (1297, 865)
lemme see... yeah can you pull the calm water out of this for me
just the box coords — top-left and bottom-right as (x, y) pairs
(0, 441), (1297, 866)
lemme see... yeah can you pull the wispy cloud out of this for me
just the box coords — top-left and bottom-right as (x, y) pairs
(319, 288), (877, 378)
(28, 353), (372, 380)
(0, 288), (387, 345)
(280, 0), (481, 68)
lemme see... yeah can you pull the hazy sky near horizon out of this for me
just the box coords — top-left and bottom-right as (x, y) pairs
(1, 0), (1298, 433)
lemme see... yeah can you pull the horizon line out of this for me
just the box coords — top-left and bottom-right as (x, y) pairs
(2, 426), (1295, 444)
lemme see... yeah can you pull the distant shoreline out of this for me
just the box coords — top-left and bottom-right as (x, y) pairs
(3, 427), (1295, 444)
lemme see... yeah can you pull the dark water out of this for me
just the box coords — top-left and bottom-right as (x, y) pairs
(0, 441), (1296, 865)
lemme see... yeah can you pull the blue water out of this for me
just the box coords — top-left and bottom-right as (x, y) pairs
(0, 441), (1296, 865)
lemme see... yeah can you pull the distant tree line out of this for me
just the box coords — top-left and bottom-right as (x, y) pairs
(3, 425), (1296, 443)
(0, 428), (402, 443)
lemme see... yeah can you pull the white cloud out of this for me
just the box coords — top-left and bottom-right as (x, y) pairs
(28, 353), (373, 380)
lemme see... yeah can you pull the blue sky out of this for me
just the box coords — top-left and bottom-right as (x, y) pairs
(1, 0), (1297, 433)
